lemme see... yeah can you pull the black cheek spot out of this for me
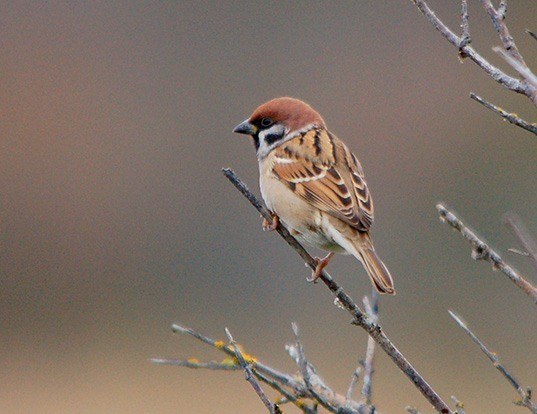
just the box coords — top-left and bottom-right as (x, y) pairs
(265, 133), (283, 146)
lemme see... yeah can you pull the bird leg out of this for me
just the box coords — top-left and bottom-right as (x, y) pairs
(262, 213), (279, 232)
(307, 252), (335, 283)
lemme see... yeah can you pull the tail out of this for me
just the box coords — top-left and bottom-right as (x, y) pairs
(352, 235), (395, 295)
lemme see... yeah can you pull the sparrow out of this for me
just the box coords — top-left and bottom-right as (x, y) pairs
(233, 97), (395, 294)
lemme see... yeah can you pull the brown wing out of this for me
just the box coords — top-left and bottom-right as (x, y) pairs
(271, 128), (374, 231)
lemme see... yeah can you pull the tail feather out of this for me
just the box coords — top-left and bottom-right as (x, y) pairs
(359, 247), (395, 295)
(348, 234), (395, 295)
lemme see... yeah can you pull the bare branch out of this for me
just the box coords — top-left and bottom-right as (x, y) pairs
(166, 323), (305, 394)
(460, 0), (471, 50)
(255, 370), (317, 414)
(505, 213), (537, 272)
(493, 47), (537, 90)
(290, 323), (340, 414)
(361, 291), (379, 405)
(223, 168), (454, 414)
(151, 358), (240, 370)
(410, 0), (525, 95)
(156, 322), (369, 413)
(481, 0), (527, 67)
(449, 311), (537, 413)
(225, 327), (282, 414)
(469, 93), (537, 135)
(437, 204), (537, 303)
(346, 366), (362, 405)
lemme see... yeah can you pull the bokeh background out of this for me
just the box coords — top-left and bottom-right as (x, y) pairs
(1, 1), (536, 413)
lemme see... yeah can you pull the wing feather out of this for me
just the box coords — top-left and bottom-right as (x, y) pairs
(272, 128), (374, 231)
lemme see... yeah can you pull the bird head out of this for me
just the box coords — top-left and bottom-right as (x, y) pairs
(233, 97), (325, 159)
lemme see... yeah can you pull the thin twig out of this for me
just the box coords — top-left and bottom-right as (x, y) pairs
(437, 204), (537, 303)
(166, 323), (305, 394)
(406, 407), (423, 414)
(151, 358), (240, 370)
(290, 323), (340, 414)
(156, 323), (367, 413)
(223, 168), (454, 414)
(480, 0), (528, 69)
(526, 29), (537, 42)
(460, 0), (471, 51)
(493, 47), (537, 90)
(449, 311), (537, 413)
(505, 213), (537, 272)
(361, 291), (379, 405)
(346, 367), (362, 405)
(255, 370), (316, 414)
(469, 93), (537, 136)
(225, 327), (282, 414)
(451, 396), (466, 414)
(410, 0), (525, 95)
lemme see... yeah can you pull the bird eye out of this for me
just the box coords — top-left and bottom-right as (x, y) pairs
(260, 117), (274, 127)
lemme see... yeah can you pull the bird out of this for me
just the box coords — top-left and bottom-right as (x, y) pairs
(233, 97), (395, 294)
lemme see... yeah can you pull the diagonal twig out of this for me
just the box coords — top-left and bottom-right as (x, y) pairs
(290, 323), (340, 413)
(410, 0), (524, 95)
(481, 0), (527, 68)
(469, 93), (537, 136)
(346, 366), (362, 406)
(223, 168), (454, 414)
(437, 204), (537, 303)
(449, 311), (537, 413)
(459, 0), (470, 51)
(225, 328), (282, 414)
(161, 324), (305, 393)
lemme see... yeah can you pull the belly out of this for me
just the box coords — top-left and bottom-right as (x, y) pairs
(260, 174), (345, 253)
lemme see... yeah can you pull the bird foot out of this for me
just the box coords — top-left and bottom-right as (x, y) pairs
(262, 213), (279, 232)
(307, 252), (335, 283)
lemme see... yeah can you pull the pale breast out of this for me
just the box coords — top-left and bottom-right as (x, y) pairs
(259, 161), (344, 252)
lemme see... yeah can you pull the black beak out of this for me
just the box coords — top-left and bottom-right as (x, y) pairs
(233, 119), (257, 135)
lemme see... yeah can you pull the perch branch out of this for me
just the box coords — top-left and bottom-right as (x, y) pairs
(436, 204), (537, 303)
(469, 93), (537, 136)
(505, 213), (537, 272)
(449, 311), (537, 413)
(225, 327), (282, 414)
(223, 168), (454, 414)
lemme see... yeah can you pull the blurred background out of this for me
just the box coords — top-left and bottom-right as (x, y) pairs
(1, 1), (536, 413)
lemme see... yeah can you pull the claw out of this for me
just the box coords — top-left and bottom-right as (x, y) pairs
(307, 252), (335, 283)
(262, 213), (279, 232)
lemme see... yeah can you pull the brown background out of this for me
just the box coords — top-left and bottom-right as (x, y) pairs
(1, 1), (536, 413)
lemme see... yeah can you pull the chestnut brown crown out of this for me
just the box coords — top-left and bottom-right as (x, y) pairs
(248, 97), (326, 133)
